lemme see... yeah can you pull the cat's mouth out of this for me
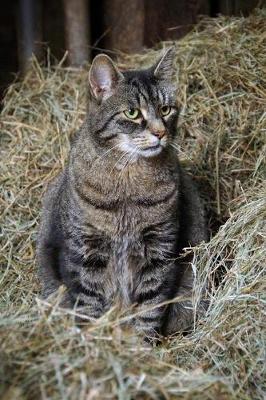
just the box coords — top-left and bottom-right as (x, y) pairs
(139, 143), (163, 157)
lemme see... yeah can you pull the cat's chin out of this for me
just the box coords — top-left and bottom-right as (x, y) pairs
(137, 145), (163, 158)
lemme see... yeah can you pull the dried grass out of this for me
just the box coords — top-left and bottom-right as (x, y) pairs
(0, 10), (265, 400)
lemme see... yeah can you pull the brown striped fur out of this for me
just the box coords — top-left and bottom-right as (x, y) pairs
(37, 48), (208, 339)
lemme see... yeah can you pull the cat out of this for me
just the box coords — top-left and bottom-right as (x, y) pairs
(37, 48), (208, 339)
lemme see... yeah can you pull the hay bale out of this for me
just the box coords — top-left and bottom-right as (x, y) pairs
(0, 9), (265, 400)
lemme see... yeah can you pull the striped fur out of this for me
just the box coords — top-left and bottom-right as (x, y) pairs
(37, 49), (207, 339)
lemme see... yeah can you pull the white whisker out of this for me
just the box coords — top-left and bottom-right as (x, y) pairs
(112, 150), (131, 172)
(93, 143), (121, 168)
(117, 148), (138, 183)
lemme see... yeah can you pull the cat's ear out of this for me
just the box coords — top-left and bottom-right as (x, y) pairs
(153, 47), (176, 82)
(89, 54), (124, 102)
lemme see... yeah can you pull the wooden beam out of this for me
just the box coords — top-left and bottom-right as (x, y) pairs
(17, 0), (43, 74)
(144, 0), (209, 45)
(63, 0), (90, 66)
(218, 0), (262, 15)
(103, 0), (144, 54)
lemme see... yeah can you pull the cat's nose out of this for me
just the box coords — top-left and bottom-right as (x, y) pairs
(151, 130), (166, 139)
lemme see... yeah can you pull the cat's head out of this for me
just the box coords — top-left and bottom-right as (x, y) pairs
(88, 48), (178, 160)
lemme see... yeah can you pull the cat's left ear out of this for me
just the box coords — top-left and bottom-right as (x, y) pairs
(153, 47), (176, 82)
(89, 54), (124, 102)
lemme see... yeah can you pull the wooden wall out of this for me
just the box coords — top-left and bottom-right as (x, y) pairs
(0, 0), (264, 99)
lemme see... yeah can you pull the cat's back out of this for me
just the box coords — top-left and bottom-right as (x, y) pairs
(41, 171), (66, 213)
(37, 171), (68, 248)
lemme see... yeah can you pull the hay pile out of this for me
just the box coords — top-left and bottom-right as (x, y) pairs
(1, 10), (265, 400)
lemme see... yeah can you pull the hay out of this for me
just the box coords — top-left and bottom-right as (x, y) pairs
(1, 9), (265, 400)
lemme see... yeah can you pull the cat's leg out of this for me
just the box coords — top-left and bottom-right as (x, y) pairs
(163, 261), (200, 335)
(133, 221), (179, 341)
(61, 242), (110, 321)
(37, 173), (71, 304)
(37, 209), (64, 300)
(37, 240), (62, 297)
(37, 220), (74, 308)
(163, 172), (208, 335)
(132, 259), (173, 341)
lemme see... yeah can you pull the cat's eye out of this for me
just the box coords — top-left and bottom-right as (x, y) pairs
(160, 105), (171, 116)
(124, 109), (141, 120)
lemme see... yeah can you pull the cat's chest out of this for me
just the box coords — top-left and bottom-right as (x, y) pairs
(75, 161), (179, 239)
(82, 186), (177, 240)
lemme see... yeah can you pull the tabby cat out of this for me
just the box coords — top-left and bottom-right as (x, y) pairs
(37, 48), (207, 339)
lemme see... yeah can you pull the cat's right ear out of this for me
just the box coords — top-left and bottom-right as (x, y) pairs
(89, 54), (124, 102)
(153, 47), (176, 82)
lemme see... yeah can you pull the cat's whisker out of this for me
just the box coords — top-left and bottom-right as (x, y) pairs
(93, 143), (121, 168)
(116, 154), (131, 183)
(133, 140), (151, 146)
(132, 139), (147, 144)
(117, 148), (138, 183)
(127, 148), (138, 165)
(108, 149), (135, 186)
(111, 150), (132, 173)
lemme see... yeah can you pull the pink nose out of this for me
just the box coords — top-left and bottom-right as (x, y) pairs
(151, 130), (166, 139)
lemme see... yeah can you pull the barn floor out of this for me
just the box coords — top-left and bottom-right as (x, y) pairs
(1, 10), (265, 400)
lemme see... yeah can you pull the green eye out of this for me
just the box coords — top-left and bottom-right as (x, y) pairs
(124, 109), (141, 119)
(160, 105), (171, 116)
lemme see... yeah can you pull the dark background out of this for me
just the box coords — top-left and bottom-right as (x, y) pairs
(0, 0), (263, 101)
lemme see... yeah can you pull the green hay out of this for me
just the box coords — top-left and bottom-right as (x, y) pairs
(1, 9), (265, 400)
